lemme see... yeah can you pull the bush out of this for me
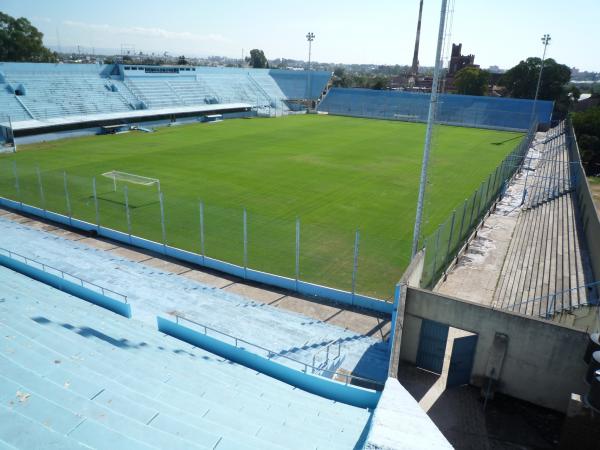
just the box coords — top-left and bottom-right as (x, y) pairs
(572, 106), (600, 175)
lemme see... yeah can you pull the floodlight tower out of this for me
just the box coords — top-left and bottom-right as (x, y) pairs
(306, 32), (315, 102)
(411, 0), (449, 258)
(530, 34), (551, 126)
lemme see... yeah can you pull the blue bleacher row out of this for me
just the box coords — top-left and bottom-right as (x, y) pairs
(318, 88), (554, 131)
(0, 265), (372, 449)
(0, 63), (333, 123)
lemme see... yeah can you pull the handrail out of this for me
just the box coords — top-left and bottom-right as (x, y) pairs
(0, 247), (128, 304)
(510, 280), (600, 315)
(312, 338), (342, 372)
(174, 314), (384, 389)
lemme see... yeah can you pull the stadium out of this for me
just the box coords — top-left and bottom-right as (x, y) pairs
(1, 3), (600, 450)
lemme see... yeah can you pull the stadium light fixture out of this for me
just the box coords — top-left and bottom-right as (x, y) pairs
(530, 34), (551, 126)
(411, 0), (449, 259)
(306, 32), (315, 101)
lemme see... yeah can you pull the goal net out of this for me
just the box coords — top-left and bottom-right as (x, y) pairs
(102, 170), (161, 193)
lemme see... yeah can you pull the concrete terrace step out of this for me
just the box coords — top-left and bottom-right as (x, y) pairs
(0, 403), (90, 450)
(493, 122), (595, 318)
(0, 310), (364, 445)
(0, 275), (366, 425)
(0, 279), (368, 426)
(0, 268), (370, 449)
(0, 314), (362, 450)
(0, 216), (389, 382)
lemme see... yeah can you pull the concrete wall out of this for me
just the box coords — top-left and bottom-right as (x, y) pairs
(400, 287), (588, 412)
(364, 378), (453, 450)
(569, 124), (600, 283)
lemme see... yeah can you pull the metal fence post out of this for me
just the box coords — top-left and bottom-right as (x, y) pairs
(124, 185), (131, 242)
(431, 223), (443, 283)
(351, 229), (360, 304)
(12, 160), (21, 204)
(457, 199), (468, 248)
(490, 166), (500, 201)
(243, 208), (248, 279)
(63, 171), (72, 222)
(199, 201), (205, 263)
(159, 191), (166, 249)
(467, 189), (478, 232)
(295, 217), (300, 292)
(92, 177), (100, 230)
(480, 179), (489, 214)
(445, 210), (456, 261)
(36, 166), (46, 216)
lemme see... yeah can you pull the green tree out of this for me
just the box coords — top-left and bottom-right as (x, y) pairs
(0, 12), (57, 62)
(499, 57), (573, 117)
(332, 67), (350, 88)
(500, 57), (570, 99)
(247, 49), (268, 69)
(369, 75), (389, 90)
(177, 55), (188, 65)
(454, 67), (489, 96)
(572, 106), (600, 175)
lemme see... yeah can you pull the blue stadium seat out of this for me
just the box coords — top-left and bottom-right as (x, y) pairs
(318, 87), (554, 130)
(0, 63), (333, 123)
(0, 265), (372, 449)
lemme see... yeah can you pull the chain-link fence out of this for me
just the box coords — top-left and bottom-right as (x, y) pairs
(0, 161), (410, 301)
(0, 120), (535, 299)
(420, 122), (538, 288)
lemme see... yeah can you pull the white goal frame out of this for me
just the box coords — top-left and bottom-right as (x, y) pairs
(102, 170), (161, 193)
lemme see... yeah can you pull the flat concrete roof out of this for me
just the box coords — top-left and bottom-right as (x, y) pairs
(5, 103), (252, 131)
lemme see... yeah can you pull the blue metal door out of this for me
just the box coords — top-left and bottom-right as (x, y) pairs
(447, 334), (478, 387)
(416, 319), (449, 374)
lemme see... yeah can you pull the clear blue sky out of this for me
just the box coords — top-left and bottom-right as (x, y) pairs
(2, 0), (598, 71)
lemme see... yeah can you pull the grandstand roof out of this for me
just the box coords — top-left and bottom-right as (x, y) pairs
(8, 103), (251, 132)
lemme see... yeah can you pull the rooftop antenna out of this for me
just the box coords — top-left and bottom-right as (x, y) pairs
(411, 0), (449, 258)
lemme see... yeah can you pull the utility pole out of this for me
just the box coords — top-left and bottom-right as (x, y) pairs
(306, 32), (315, 102)
(411, 0), (449, 258)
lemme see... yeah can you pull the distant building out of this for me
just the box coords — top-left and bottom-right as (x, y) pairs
(448, 43), (477, 76)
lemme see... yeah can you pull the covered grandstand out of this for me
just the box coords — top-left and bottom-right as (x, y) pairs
(0, 63), (333, 140)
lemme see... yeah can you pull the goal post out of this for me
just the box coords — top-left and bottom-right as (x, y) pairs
(102, 170), (161, 193)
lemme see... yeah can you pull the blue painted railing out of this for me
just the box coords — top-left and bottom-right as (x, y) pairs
(158, 315), (382, 409)
(0, 247), (131, 318)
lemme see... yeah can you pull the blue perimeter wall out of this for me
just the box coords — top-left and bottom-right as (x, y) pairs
(158, 316), (381, 409)
(318, 88), (554, 131)
(0, 196), (393, 316)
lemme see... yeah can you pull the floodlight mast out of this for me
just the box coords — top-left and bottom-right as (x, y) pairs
(306, 32), (315, 103)
(410, 0), (449, 259)
(530, 34), (551, 126)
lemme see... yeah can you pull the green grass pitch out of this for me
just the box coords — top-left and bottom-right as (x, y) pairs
(0, 115), (522, 299)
